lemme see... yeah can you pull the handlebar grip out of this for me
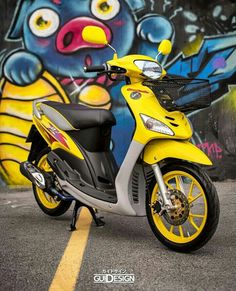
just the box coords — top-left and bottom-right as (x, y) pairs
(84, 65), (106, 73)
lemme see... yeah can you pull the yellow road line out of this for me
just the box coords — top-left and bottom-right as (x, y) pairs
(49, 207), (92, 291)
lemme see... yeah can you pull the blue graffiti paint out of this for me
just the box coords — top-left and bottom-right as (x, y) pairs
(137, 15), (174, 58)
(4, 0), (135, 83)
(4, 0), (173, 86)
(167, 34), (236, 100)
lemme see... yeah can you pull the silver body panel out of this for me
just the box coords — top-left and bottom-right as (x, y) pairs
(40, 103), (76, 131)
(58, 140), (148, 216)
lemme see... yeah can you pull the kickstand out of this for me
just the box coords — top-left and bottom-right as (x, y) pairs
(70, 201), (105, 231)
(87, 206), (105, 227)
(70, 200), (82, 231)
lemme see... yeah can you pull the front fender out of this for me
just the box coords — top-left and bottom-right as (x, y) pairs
(143, 140), (212, 165)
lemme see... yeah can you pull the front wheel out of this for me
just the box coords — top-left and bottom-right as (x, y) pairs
(146, 162), (220, 252)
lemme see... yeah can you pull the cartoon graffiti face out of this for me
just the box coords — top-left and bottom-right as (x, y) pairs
(10, 0), (135, 78)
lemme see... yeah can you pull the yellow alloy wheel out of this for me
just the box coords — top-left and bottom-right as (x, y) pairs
(151, 170), (208, 244)
(35, 154), (60, 209)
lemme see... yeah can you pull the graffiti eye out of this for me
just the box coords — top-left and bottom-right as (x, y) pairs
(29, 9), (60, 37)
(91, 0), (120, 21)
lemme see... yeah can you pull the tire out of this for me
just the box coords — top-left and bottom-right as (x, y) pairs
(33, 148), (72, 216)
(146, 161), (220, 252)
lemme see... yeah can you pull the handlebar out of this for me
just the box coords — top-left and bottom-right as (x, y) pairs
(83, 64), (107, 73)
(84, 64), (126, 82)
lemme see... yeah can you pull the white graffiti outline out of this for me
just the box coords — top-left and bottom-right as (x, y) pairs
(150, 0), (155, 11)
(170, 7), (183, 20)
(4, 0), (24, 42)
(163, 0), (172, 12)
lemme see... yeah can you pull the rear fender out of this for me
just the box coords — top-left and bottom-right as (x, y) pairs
(27, 125), (48, 161)
(143, 140), (212, 165)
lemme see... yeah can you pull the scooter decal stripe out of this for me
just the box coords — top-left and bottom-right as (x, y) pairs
(127, 88), (149, 93)
(49, 207), (92, 291)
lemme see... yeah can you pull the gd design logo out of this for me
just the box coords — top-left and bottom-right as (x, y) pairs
(93, 269), (135, 284)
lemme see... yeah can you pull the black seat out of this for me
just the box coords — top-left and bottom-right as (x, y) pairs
(41, 101), (116, 131)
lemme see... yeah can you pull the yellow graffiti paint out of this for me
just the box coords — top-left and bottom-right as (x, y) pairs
(0, 72), (70, 185)
(78, 84), (111, 109)
(183, 32), (204, 57)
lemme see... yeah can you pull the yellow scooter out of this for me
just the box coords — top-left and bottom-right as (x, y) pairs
(20, 27), (219, 252)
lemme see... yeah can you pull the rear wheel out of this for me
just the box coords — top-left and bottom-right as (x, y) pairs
(33, 148), (72, 216)
(146, 162), (220, 252)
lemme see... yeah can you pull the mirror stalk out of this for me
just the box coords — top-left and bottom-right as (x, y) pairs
(107, 44), (118, 59)
(155, 51), (161, 61)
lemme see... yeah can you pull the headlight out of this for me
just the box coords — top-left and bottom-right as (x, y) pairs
(134, 60), (162, 79)
(140, 114), (174, 136)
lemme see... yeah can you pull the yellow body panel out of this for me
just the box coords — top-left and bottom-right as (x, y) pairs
(34, 115), (84, 160)
(0, 72), (70, 185)
(108, 54), (208, 166)
(143, 139), (212, 165)
(121, 83), (192, 145)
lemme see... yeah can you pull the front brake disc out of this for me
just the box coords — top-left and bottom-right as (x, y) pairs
(164, 189), (190, 226)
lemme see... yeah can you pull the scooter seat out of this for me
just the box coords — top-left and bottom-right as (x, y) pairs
(40, 101), (116, 131)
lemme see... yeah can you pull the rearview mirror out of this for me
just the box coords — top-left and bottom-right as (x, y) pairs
(82, 26), (108, 45)
(158, 39), (172, 55)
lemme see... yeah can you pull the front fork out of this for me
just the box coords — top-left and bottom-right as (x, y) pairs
(151, 164), (175, 211)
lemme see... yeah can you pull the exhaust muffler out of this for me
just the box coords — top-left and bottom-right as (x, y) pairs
(20, 161), (47, 189)
(20, 161), (75, 202)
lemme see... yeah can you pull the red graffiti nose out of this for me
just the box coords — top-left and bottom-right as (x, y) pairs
(56, 17), (112, 54)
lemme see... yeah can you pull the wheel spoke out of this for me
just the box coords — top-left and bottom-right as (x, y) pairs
(189, 213), (205, 218)
(175, 176), (180, 190)
(170, 225), (174, 233)
(189, 217), (200, 231)
(177, 176), (186, 193)
(188, 192), (203, 203)
(40, 158), (51, 172)
(188, 181), (195, 197)
(166, 182), (174, 190)
(45, 194), (55, 204)
(178, 225), (184, 238)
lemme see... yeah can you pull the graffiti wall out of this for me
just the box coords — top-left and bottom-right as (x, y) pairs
(0, 0), (236, 185)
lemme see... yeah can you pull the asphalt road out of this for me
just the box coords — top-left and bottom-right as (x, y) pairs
(0, 182), (236, 291)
